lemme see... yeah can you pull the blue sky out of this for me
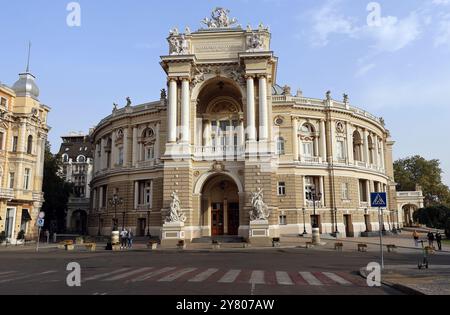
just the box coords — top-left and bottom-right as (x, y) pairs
(1, 0), (449, 185)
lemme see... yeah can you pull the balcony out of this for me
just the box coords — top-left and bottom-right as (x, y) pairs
(0, 188), (14, 200)
(194, 146), (245, 160)
(305, 200), (324, 208)
(299, 156), (323, 164)
(397, 191), (423, 197)
(136, 160), (157, 168)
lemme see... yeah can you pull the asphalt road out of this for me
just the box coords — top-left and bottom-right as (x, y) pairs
(1, 247), (448, 295)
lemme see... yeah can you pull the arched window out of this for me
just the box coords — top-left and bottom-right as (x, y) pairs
(353, 131), (363, 162)
(141, 128), (156, 161)
(27, 135), (33, 154)
(77, 155), (86, 163)
(299, 123), (317, 160)
(277, 137), (285, 155)
(62, 154), (69, 163)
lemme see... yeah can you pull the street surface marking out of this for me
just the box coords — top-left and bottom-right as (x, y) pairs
(188, 268), (219, 283)
(299, 272), (322, 286)
(158, 268), (197, 282)
(218, 269), (241, 283)
(323, 272), (352, 285)
(249, 271), (265, 285)
(0, 271), (17, 277)
(102, 268), (153, 281)
(132, 267), (177, 282)
(0, 270), (57, 284)
(276, 271), (294, 285)
(84, 268), (131, 281)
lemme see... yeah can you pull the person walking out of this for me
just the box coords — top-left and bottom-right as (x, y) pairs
(127, 229), (134, 249)
(413, 230), (420, 247)
(427, 231), (435, 248)
(120, 228), (128, 249)
(435, 232), (442, 251)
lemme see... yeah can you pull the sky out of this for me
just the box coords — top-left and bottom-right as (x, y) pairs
(0, 0), (449, 185)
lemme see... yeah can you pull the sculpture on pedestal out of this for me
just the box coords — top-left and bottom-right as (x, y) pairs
(165, 192), (187, 223)
(169, 35), (189, 55)
(249, 188), (270, 221)
(202, 7), (238, 28)
(247, 32), (264, 51)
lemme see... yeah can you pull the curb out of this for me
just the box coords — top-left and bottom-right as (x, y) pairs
(359, 268), (426, 295)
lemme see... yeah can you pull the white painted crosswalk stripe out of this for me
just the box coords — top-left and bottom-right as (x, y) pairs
(132, 267), (177, 282)
(276, 271), (294, 285)
(299, 272), (322, 286)
(84, 268), (132, 282)
(189, 268), (219, 283)
(249, 271), (265, 285)
(218, 269), (241, 283)
(0, 270), (57, 284)
(0, 271), (17, 277)
(158, 268), (197, 282)
(103, 268), (153, 281)
(323, 272), (352, 285)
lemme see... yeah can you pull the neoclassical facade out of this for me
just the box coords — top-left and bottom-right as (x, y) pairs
(89, 8), (404, 239)
(58, 132), (94, 234)
(0, 70), (50, 242)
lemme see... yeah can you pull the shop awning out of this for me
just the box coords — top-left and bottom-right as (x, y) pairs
(21, 209), (32, 222)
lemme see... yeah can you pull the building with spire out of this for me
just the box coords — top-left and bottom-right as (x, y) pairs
(0, 59), (50, 243)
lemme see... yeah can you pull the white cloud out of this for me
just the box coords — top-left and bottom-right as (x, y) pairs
(432, 0), (450, 5)
(435, 14), (450, 47)
(355, 63), (376, 77)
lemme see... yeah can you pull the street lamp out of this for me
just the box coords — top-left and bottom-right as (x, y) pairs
(108, 194), (123, 232)
(310, 187), (322, 245)
(301, 208), (307, 236)
(334, 208), (339, 235)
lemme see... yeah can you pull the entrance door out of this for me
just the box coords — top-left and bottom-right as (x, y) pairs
(5, 208), (16, 239)
(344, 215), (354, 237)
(138, 218), (146, 236)
(211, 203), (224, 236)
(228, 203), (239, 236)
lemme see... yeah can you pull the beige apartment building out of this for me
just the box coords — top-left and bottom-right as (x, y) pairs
(88, 8), (417, 240)
(0, 70), (50, 242)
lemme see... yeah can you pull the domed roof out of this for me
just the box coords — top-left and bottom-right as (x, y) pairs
(12, 72), (40, 100)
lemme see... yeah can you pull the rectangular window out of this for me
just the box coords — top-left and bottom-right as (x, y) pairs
(279, 215), (287, 225)
(359, 180), (368, 202)
(9, 172), (15, 189)
(337, 140), (345, 159)
(302, 142), (313, 157)
(278, 182), (286, 196)
(146, 146), (154, 161)
(342, 183), (349, 200)
(101, 186), (107, 208)
(0, 97), (7, 107)
(118, 148), (124, 165)
(24, 168), (31, 190)
(12, 136), (18, 152)
(138, 180), (153, 208)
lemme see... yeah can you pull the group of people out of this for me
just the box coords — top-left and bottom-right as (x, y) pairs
(120, 229), (134, 249)
(413, 230), (443, 251)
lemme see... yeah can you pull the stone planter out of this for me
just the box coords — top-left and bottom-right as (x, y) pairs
(85, 243), (96, 252)
(147, 242), (158, 250)
(65, 244), (74, 251)
(212, 241), (221, 250)
(177, 240), (186, 250)
(75, 237), (84, 245)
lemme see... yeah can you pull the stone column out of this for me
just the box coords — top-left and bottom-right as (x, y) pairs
(314, 136), (319, 157)
(134, 181), (139, 210)
(155, 123), (161, 160)
(346, 123), (354, 164)
(132, 127), (138, 167)
(292, 118), (299, 161)
(95, 143), (100, 172)
(168, 78), (178, 143)
(246, 76), (256, 141)
(374, 134), (379, 167)
(319, 176), (325, 207)
(330, 119), (336, 162)
(363, 129), (370, 164)
(111, 131), (117, 168)
(258, 75), (269, 141)
(181, 78), (190, 144)
(320, 120), (327, 162)
(239, 119), (245, 147)
(366, 180), (371, 204)
(19, 120), (27, 153)
(99, 186), (104, 208)
(123, 127), (129, 166)
(100, 138), (106, 170)
(380, 139), (385, 170)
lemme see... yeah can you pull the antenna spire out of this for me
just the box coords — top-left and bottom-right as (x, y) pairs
(26, 41), (31, 73)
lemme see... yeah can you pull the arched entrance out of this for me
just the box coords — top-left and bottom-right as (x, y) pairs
(403, 204), (418, 227)
(70, 210), (87, 235)
(200, 174), (240, 236)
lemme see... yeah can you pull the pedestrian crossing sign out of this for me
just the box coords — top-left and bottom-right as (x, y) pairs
(371, 193), (387, 208)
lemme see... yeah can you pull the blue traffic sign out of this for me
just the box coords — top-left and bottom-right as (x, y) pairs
(371, 193), (387, 208)
(37, 218), (45, 227)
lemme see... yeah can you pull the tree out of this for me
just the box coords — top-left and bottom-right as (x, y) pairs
(394, 156), (450, 206)
(413, 206), (450, 238)
(41, 142), (73, 233)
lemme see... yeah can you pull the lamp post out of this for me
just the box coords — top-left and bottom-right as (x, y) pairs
(364, 208), (369, 233)
(396, 209), (402, 233)
(302, 208), (307, 236)
(108, 194), (123, 232)
(334, 207), (339, 235)
(310, 187), (322, 245)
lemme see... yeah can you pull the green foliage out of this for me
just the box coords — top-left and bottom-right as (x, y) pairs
(41, 141), (73, 233)
(394, 156), (450, 206)
(414, 206), (450, 229)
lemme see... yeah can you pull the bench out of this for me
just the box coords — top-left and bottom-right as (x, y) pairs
(387, 244), (397, 253)
(212, 240), (221, 250)
(272, 238), (281, 248)
(358, 244), (368, 252)
(334, 242), (344, 251)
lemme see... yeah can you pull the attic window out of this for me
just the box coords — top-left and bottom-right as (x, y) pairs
(65, 148), (69, 152)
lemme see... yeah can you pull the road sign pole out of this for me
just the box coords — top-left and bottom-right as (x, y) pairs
(36, 227), (41, 252)
(379, 207), (384, 270)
